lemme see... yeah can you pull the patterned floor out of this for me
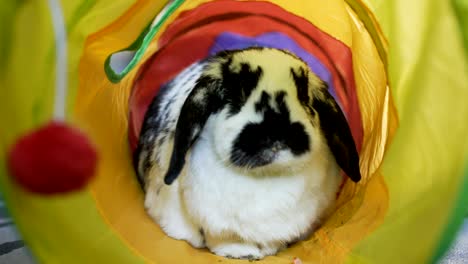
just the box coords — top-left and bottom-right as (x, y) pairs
(440, 221), (468, 264)
(0, 199), (466, 263)
(0, 200), (33, 264)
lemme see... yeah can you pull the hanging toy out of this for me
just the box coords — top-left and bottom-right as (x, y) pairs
(6, 0), (98, 195)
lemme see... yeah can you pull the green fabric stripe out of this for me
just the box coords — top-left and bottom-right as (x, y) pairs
(430, 162), (468, 263)
(0, 0), (26, 78)
(452, 0), (468, 59)
(103, 22), (152, 82)
(66, 0), (97, 35)
(344, 0), (387, 68)
(104, 0), (185, 83)
(430, 1), (468, 261)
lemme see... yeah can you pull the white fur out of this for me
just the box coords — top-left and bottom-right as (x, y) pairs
(143, 49), (343, 259)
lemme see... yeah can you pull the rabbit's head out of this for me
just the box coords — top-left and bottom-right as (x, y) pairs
(164, 48), (361, 185)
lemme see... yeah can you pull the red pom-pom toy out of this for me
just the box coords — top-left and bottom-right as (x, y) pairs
(7, 121), (98, 195)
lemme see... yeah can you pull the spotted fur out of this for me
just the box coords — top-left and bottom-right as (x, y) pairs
(136, 47), (360, 259)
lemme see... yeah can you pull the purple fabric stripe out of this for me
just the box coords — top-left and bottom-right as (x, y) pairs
(208, 32), (340, 103)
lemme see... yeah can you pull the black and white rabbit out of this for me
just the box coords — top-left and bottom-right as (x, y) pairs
(136, 47), (361, 260)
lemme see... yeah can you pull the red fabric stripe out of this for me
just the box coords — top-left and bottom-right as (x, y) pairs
(128, 0), (363, 155)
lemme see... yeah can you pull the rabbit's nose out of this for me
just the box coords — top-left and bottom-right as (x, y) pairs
(271, 141), (287, 153)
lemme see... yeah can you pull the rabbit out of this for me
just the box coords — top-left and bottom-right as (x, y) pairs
(135, 47), (361, 260)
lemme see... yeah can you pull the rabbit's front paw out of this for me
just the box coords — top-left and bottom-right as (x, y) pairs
(145, 190), (205, 248)
(159, 215), (205, 248)
(209, 241), (264, 260)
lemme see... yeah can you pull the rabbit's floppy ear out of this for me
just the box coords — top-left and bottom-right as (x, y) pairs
(312, 83), (361, 183)
(164, 75), (224, 185)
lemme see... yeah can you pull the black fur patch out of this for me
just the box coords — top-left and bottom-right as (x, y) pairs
(135, 81), (174, 188)
(164, 75), (225, 185)
(221, 59), (263, 115)
(290, 67), (309, 107)
(312, 88), (361, 182)
(199, 228), (206, 246)
(231, 91), (310, 168)
(255, 91), (271, 113)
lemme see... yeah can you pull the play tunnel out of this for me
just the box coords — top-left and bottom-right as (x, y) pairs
(0, 0), (467, 263)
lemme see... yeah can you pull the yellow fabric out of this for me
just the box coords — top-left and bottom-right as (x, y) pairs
(0, 0), (149, 263)
(0, 0), (398, 263)
(2, 0), (466, 263)
(75, 0), (395, 263)
(348, 0), (468, 263)
(285, 5), (396, 263)
(7, 0), (465, 263)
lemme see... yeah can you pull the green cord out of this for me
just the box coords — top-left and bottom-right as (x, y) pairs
(104, 0), (185, 83)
